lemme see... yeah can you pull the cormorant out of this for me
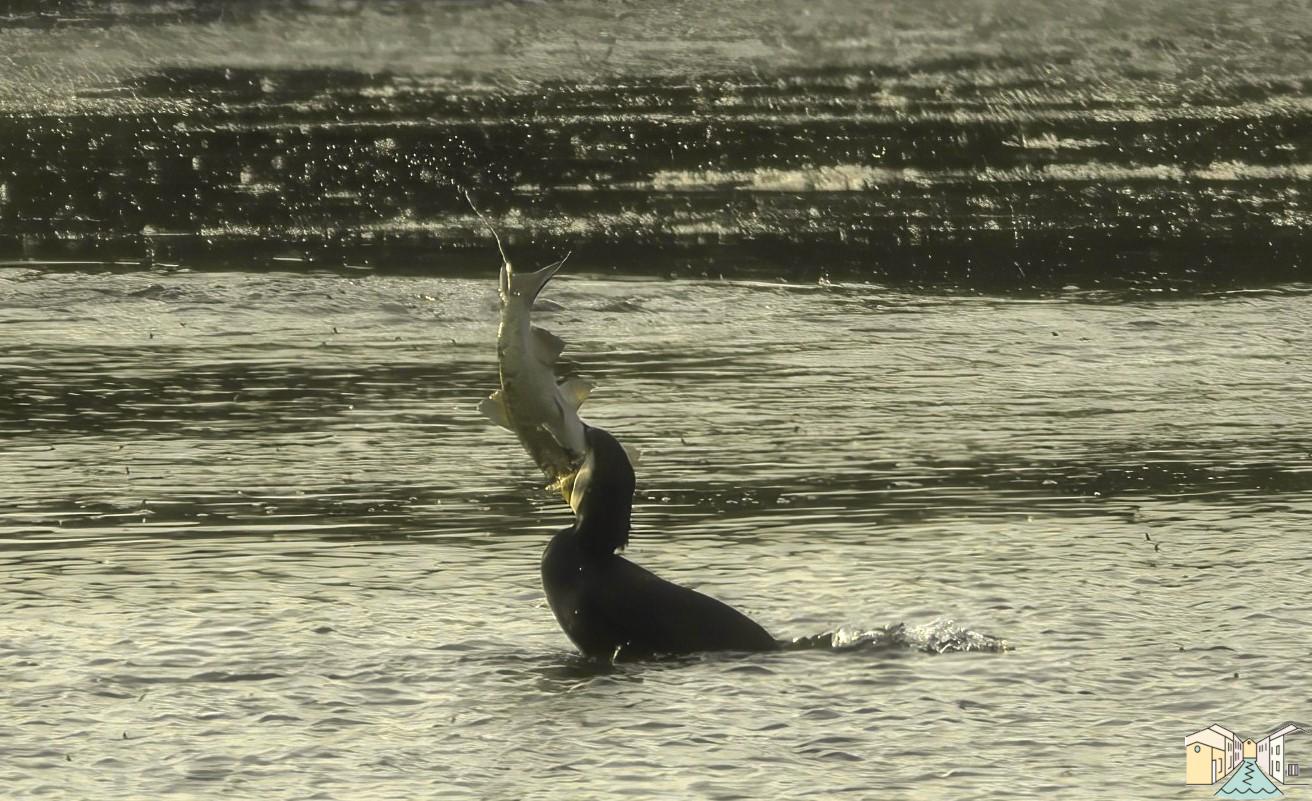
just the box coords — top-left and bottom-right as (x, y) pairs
(541, 425), (778, 660)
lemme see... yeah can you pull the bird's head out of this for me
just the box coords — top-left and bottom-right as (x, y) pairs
(567, 425), (635, 553)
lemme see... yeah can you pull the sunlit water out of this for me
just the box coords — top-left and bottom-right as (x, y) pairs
(3, 268), (1311, 799)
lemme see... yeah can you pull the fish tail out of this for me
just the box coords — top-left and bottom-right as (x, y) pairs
(462, 188), (515, 300)
(507, 252), (571, 303)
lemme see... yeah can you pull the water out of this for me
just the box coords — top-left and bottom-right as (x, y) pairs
(3, 268), (1311, 799)
(4, 1), (1312, 796)
(4, 4), (1312, 288)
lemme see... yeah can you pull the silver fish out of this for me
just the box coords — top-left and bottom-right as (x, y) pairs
(478, 244), (593, 492)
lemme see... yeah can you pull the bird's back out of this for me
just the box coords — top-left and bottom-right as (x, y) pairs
(542, 531), (777, 660)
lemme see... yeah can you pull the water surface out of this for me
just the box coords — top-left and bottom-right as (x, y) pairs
(3, 268), (1310, 799)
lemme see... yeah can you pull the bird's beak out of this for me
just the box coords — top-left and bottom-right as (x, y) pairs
(557, 471), (576, 504)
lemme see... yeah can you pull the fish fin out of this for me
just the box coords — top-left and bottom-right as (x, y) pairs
(531, 326), (566, 365)
(478, 391), (513, 430)
(558, 377), (593, 410)
(508, 253), (570, 302)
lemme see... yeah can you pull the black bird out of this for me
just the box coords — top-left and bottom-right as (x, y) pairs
(542, 426), (778, 660)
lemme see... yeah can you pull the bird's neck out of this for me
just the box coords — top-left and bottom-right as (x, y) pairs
(572, 495), (631, 555)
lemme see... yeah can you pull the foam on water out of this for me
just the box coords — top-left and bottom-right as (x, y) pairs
(789, 619), (1011, 655)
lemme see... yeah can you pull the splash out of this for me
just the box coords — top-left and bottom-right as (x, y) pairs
(787, 618), (1011, 655)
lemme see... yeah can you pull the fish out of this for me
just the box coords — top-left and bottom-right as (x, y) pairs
(473, 205), (593, 494)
